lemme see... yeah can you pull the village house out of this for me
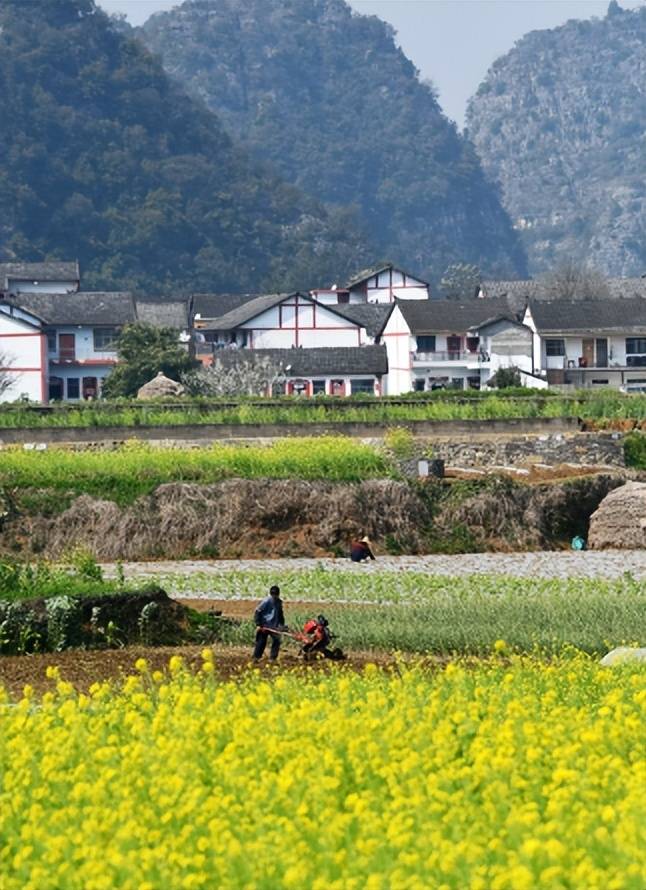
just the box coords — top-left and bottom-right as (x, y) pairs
(0, 262), (189, 402)
(214, 345), (389, 397)
(310, 263), (430, 305)
(379, 297), (542, 394)
(0, 261), (80, 296)
(4, 258), (646, 402)
(523, 298), (646, 391)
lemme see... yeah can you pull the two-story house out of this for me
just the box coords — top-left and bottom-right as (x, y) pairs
(380, 298), (538, 393)
(311, 263), (430, 306)
(524, 299), (646, 390)
(1, 291), (137, 401)
(191, 290), (389, 395)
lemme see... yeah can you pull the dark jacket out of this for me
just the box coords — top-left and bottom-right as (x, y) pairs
(254, 595), (285, 629)
(350, 541), (375, 562)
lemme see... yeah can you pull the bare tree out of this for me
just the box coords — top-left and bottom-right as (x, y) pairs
(0, 351), (15, 399)
(538, 259), (610, 301)
(440, 263), (481, 300)
(182, 355), (283, 397)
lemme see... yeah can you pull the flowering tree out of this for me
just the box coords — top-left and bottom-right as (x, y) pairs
(183, 355), (283, 397)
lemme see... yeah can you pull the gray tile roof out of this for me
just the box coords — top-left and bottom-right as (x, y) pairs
(191, 293), (263, 322)
(480, 280), (543, 300)
(606, 278), (646, 299)
(213, 345), (388, 376)
(136, 299), (189, 329)
(8, 292), (136, 326)
(482, 277), (646, 302)
(346, 263), (428, 289)
(331, 303), (394, 338)
(197, 293), (292, 330)
(0, 261), (80, 286)
(397, 298), (517, 334)
(529, 298), (646, 334)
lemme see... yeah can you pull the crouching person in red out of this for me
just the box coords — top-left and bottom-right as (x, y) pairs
(301, 615), (345, 661)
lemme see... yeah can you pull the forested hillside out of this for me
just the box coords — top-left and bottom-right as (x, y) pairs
(0, 0), (369, 293)
(140, 0), (527, 282)
(467, 1), (646, 277)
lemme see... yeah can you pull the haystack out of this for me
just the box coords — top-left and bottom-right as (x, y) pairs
(588, 481), (646, 549)
(137, 371), (186, 399)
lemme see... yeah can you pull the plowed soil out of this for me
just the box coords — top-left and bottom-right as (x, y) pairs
(0, 645), (421, 700)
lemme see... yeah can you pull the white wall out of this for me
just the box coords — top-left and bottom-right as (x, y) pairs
(48, 326), (118, 363)
(0, 313), (45, 402)
(6, 280), (78, 294)
(381, 306), (414, 394)
(350, 267), (429, 303)
(241, 297), (363, 348)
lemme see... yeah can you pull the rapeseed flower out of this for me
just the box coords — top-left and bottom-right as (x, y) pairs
(0, 653), (644, 888)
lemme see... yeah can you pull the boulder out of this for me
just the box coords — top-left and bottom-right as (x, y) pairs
(588, 481), (646, 549)
(137, 371), (186, 399)
(600, 647), (646, 666)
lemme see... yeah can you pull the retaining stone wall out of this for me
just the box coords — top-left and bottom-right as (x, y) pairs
(429, 432), (624, 469)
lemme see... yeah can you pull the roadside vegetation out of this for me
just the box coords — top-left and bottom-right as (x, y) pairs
(3, 389), (646, 429)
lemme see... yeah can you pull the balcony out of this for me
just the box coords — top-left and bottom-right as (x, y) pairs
(412, 350), (488, 365)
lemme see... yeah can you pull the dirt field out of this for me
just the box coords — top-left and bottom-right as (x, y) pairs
(0, 644), (425, 700)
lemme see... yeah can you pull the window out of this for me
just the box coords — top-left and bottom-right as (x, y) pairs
(48, 376), (63, 401)
(47, 331), (57, 353)
(330, 380), (345, 396)
(466, 337), (479, 353)
(413, 379), (425, 392)
(626, 338), (646, 367)
(66, 378), (80, 399)
(351, 378), (375, 395)
(416, 336), (436, 352)
(467, 375), (481, 390)
(93, 327), (118, 352)
(545, 339), (565, 356)
(337, 292), (349, 304)
(312, 380), (326, 395)
(591, 379), (609, 385)
(450, 377), (464, 389)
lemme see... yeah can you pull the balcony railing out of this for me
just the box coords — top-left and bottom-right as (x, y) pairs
(412, 350), (487, 363)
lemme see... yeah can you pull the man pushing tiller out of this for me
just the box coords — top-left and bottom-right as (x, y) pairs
(254, 592), (345, 662)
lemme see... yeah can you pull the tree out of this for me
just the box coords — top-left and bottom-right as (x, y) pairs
(101, 324), (196, 398)
(440, 263), (481, 300)
(486, 366), (521, 389)
(539, 259), (610, 301)
(0, 351), (15, 399)
(183, 355), (282, 397)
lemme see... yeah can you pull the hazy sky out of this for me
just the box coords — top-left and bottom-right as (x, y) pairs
(98, 0), (643, 128)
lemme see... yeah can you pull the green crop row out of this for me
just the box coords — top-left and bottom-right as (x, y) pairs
(159, 568), (646, 656)
(3, 388), (646, 428)
(0, 438), (393, 503)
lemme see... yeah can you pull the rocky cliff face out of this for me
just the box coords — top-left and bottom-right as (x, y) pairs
(140, 0), (527, 282)
(0, 0), (369, 293)
(466, 2), (646, 277)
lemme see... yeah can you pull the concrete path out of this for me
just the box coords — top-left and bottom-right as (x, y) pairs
(102, 550), (646, 585)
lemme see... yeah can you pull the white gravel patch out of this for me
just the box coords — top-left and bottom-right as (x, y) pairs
(102, 550), (646, 586)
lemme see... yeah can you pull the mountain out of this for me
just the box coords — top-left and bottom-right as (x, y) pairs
(139, 0), (527, 284)
(0, 0), (369, 293)
(466, 1), (646, 278)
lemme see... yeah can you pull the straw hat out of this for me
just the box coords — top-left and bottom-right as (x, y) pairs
(360, 535), (371, 544)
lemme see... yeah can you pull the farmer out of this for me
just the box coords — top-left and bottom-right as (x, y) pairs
(253, 584), (285, 661)
(350, 535), (375, 563)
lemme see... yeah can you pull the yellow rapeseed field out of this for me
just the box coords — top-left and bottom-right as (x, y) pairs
(0, 652), (645, 890)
